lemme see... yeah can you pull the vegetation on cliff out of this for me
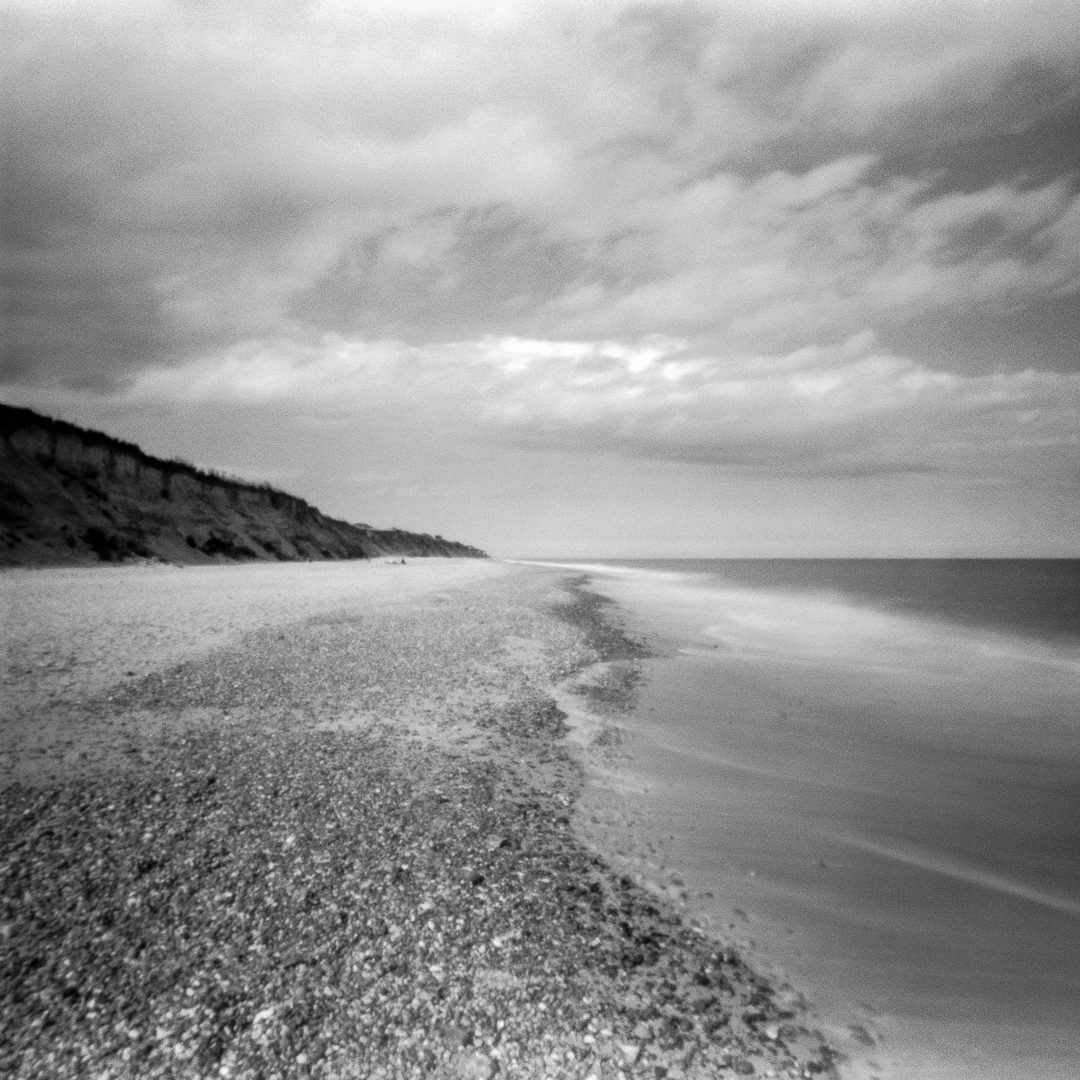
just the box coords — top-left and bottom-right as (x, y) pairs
(0, 404), (487, 565)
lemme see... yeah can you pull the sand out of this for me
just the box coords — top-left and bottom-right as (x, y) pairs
(0, 559), (836, 1079)
(2, 560), (515, 782)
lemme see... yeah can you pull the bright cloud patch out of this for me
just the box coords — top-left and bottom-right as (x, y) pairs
(474, 337), (1080, 476)
(113, 333), (1080, 480)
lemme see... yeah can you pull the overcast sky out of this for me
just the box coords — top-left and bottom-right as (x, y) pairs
(3, 0), (1079, 556)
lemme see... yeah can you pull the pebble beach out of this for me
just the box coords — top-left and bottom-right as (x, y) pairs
(1, 560), (838, 1080)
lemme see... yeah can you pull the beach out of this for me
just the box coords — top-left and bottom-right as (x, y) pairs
(1, 560), (836, 1080)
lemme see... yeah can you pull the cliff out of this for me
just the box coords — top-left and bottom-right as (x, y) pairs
(0, 404), (488, 566)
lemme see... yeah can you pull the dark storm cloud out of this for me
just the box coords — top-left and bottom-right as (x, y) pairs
(1, 7), (268, 385)
(1, 150), (178, 387)
(878, 66), (1080, 193)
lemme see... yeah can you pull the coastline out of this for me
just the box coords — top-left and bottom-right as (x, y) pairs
(1, 560), (837, 1079)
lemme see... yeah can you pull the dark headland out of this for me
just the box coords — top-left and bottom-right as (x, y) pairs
(0, 403), (487, 566)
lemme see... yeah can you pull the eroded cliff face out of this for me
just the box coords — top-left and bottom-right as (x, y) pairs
(0, 405), (487, 565)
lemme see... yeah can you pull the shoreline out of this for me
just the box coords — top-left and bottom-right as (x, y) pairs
(552, 562), (1080, 1080)
(1, 560), (837, 1079)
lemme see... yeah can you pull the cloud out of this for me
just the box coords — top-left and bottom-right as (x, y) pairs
(3, 0), (1078, 393)
(281, 156), (1080, 355)
(291, 204), (599, 341)
(40, 330), (1070, 482)
(472, 335), (1080, 477)
(523, 163), (1080, 351)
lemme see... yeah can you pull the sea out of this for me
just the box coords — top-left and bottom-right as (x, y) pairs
(539, 559), (1080, 1080)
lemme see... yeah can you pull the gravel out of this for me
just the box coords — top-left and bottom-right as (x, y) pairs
(1, 564), (839, 1079)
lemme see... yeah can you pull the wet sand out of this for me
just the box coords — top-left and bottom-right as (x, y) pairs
(553, 564), (1080, 1080)
(1, 559), (836, 1079)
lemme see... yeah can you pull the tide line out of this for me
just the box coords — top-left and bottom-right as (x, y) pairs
(827, 832), (1080, 920)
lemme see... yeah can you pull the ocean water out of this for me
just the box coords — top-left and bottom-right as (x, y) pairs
(547, 559), (1080, 1080)
(612, 558), (1080, 647)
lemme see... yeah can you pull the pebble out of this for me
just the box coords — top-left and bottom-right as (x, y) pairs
(456, 1050), (497, 1079)
(1, 569), (836, 1080)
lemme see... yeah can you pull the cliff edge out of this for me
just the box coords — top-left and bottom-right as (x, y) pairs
(0, 404), (488, 566)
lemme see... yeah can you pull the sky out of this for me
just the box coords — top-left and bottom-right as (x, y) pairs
(3, 0), (1079, 557)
